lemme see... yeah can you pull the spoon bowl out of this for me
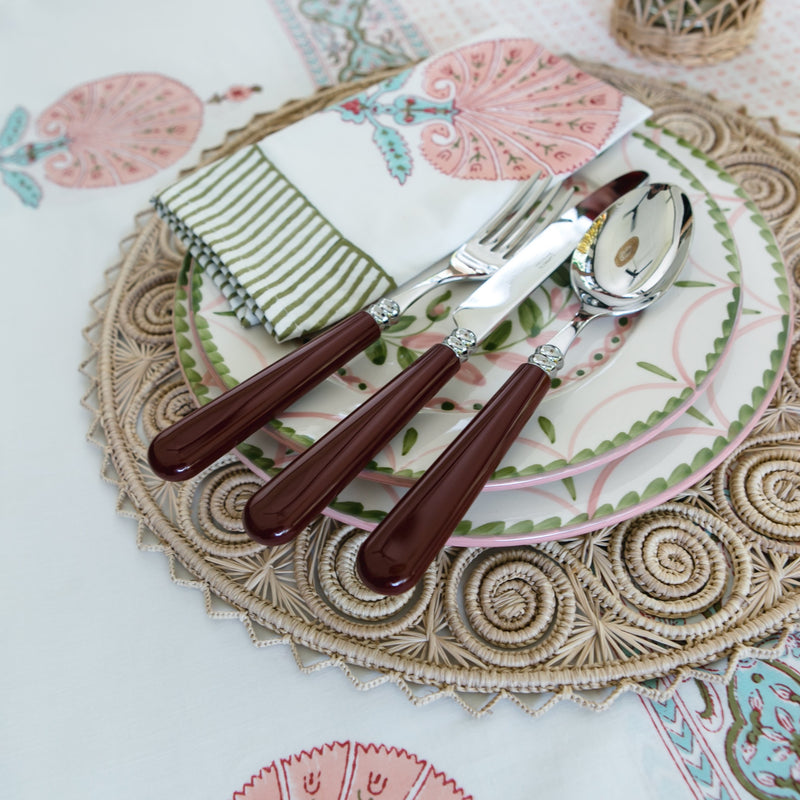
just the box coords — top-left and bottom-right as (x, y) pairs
(356, 183), (694, 596)
(575, 182), (693, 310)
(545, 182), (694, 359)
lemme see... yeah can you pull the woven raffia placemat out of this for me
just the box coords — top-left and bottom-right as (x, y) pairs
(82, 62), (800, 716)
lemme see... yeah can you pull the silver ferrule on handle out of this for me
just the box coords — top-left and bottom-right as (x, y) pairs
(529, 309), (597, 375)
(441, 327), (478, 361)
(528, 343), (565, 375)
(367, 298), (401, 329)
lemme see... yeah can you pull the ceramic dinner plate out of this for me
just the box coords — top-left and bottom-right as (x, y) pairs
(181, 126), (742, 489)
(174, 121), (790, 547)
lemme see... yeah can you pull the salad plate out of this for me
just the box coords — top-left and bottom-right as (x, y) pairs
(181, 125), (741, 488)
(174, 122), (790, 546)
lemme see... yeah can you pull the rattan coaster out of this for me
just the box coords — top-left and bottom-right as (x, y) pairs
(82, 63), (800, 717)
(611, 0), (765, 66)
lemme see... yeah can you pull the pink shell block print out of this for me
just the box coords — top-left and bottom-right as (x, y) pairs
(36, 73), (203, 188)
(233, 741), (472, 799)
(282, 741), (350, 797)
(421, 39), (623, 179)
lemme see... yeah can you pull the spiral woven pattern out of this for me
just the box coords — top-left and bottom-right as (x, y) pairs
(142, 380), (195, 443)
(608, 506), (751, 630)
(178, 463), (266, 557)
(713, 433), (800, 553)
(83, 64), (800, 714)
(650, 105), (731, 159)
(444, 548), (575, 667)
(119, 270), (176, 344)
(727, 159), (800, 220)
(293, 522), (437, 638)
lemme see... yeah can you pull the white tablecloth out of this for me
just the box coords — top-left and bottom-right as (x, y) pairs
(2, 2), (798, 798)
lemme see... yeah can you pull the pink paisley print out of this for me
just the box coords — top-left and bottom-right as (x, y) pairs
(420, 39), (623, 180)
(36, 73), (203, 188)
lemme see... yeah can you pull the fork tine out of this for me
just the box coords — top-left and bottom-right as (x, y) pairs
(489, 180), (563, 251)
(500, 183), (578, 256)
(452, 171), (579, 276)
(477, 172), (550, 247)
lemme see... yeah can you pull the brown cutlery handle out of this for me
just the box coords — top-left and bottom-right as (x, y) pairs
(147, 310), (382, 481)
(243, 344), (462, 546)
(357, 362), (552, 595)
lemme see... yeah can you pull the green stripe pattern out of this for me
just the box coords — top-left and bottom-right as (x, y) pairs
(153, 146), (395, 341)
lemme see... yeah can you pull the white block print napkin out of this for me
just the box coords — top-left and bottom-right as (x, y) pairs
(154, 29), (651, 341)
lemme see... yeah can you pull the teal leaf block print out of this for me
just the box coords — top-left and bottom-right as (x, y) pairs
(372, 123), (413, 184)
(0, 106), (28, 149)
(2, 164), (42, 207)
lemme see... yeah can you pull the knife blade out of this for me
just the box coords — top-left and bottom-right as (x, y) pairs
(242, 171), (649, 546)
(448, 175), (647, 352)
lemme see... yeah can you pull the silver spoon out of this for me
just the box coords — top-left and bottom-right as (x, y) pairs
(356, 182), (694, 596)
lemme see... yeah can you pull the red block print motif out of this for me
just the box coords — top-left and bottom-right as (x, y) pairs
(233, 740), (473, 799)
(234, 762), (283, 800)
(208, 84), (263, 104)
(282, 741), (351, 798)
(347, 743), (426, 798)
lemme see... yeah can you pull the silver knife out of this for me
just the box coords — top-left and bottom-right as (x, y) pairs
(241, 171), (649, 546)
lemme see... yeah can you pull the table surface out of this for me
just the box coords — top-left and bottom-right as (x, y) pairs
(2, 2), (799, 798)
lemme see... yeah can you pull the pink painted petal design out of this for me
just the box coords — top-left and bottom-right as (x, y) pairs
(233, 742), (472, 799)
(233, 763), (283, 800)
(281, 741), (350, 798)
(401, 331), (450, 350)
(421, 39), (623, 180)
(348, 743), (426, 799)
(416, 767), (473, 799)
(452, 359), (486, 385)
(36, 73), (203, 188)
(483, 350), (529, 371)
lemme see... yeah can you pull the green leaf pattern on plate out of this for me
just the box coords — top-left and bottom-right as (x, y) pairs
(402, 427), (418, 456)
(538, 416), (556, 444)
(637, 361), (678, 381)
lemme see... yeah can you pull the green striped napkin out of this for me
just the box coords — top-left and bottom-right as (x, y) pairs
(154, 30), (650, 341)
(156, 146), (395, 338)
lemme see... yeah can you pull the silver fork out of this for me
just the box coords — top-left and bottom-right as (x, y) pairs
(148, 175), (569, 482)
(385, 177), (567, 316)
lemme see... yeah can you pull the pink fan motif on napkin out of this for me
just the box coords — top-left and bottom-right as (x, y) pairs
(420, 39), (623, 180)
(36, 73), (203, 188)
(331, 39), (623, 184)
